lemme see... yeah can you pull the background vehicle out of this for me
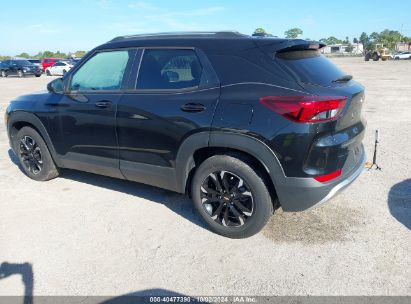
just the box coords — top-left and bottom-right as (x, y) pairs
(365, 44), (392, 61)
(394, 51), (411, 60)
(45, 61), (73, 76)
(27, 59), (42, 69)
(0, 59), (42, 77)
(41, 58), (63, 71)
(6, 32), (365, 238)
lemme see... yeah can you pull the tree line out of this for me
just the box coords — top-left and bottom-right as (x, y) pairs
(0, 50), (87, 61)
(253, 27), (411, 51)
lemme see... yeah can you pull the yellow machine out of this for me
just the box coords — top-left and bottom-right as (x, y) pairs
(365, 44), (392, 61)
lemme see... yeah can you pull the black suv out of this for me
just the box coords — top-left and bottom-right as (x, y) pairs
(5, 32), (366, 238)
(1, 59), (42, 78)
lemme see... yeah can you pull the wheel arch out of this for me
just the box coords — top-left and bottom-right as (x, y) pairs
(175, 131), (286, 205)
(7, 111), (61, 167)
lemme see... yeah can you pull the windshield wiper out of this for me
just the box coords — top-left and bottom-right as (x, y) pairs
(332, 75), (353, 83)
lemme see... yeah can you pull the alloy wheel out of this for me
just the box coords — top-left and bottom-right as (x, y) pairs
(200, 171), (254, 227)
(19, 135), (43, 174)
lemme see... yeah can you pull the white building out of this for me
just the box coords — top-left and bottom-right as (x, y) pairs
(321, 43), (364, 55)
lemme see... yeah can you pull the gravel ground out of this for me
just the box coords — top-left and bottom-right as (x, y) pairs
(0, 58), (410, 297)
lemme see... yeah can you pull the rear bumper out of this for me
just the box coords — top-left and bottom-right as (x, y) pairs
(275, 144), (366, 212)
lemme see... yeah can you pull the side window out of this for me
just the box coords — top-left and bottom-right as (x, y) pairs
(70, 50), (132, 91)
(137, 49), (202, 90)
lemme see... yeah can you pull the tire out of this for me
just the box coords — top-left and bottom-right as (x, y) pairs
(364, 53), (371, 61)
(17, 70), (24, 78)
(46, 69), (51, 76)
(372, 53), (379, 61)
(191, 154), (273, 238)
(14, 127), (59, 181)
(35, 74), (41, 77)
(1, 70), (7, 77)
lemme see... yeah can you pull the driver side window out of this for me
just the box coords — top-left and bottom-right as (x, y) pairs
(70, 50), (132, 91)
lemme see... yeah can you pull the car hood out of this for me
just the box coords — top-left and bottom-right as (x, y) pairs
(12, 90), (50, 102)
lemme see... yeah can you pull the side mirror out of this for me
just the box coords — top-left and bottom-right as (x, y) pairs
(47, 78), (64, 94)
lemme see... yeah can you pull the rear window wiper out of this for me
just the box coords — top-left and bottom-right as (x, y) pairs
(332, 75), (353, 83)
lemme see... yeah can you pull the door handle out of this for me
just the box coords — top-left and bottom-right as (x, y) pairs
(95, 101), (112, 108)
(181, 103), (206, 113)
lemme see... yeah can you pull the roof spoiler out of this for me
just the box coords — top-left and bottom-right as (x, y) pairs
(255, 39), (326, 53)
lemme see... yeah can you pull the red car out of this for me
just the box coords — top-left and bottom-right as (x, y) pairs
(41, 58), (63, 71)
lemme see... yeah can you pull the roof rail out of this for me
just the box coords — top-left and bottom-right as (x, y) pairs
(108, 31), (247, 42)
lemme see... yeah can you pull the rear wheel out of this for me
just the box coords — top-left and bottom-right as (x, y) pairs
(46, 69), (51, 76)
(191, 154), (273, 238)
(1, 70), (7, 77)
(35, 74), (41, 77)
(14, 127), (59, 181)
(372, 53), (379, 61)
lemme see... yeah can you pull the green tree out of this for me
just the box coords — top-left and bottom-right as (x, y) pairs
(378, 29), (402, 50)
(345, 44), (354, 53)
(284, 28), (303, 39)
(353, 38), (359, 44)
(74, 50), (87, 58)
(370, 32), (380, 42)
(359, 32), (369, 46)
(43, 51), (54, 58)
(344, 36), (350, 44)
(319, 36), (343, 45)
(16, 52), (30, 58)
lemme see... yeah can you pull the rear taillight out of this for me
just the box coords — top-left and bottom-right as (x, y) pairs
(259, 95), (347, 123)
(314, 169), (342, 183)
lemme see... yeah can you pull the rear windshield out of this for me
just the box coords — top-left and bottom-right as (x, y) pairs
(275, 50), (346, 86)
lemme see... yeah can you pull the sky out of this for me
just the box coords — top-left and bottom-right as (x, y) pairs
(0, 0), (410, 55)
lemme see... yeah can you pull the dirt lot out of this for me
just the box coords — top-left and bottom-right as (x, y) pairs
(0, 58), (410, 297)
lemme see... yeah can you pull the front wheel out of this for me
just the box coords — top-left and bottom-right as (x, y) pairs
(191, 154), (273, 238)
(17, 70), (24, 78)
(46, 69), (51, 76)
(1, 70), (7, 77)
(14, 127), (59, 181)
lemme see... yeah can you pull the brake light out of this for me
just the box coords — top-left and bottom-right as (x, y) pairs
(314, 169), (342, 183)
(259, 96), (347, 123)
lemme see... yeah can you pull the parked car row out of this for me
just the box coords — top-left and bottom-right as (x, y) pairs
(0, 58), (80, 78)
(0, 59), (42, 77)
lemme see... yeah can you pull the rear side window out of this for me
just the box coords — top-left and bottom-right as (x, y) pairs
(70, 50), (132, 91)
(137, 49), (202, 90)
(275, 50), (346, 86)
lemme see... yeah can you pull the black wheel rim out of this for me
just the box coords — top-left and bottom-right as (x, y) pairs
(19, 136), (43, 175)
(201, 171), (254, 227)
